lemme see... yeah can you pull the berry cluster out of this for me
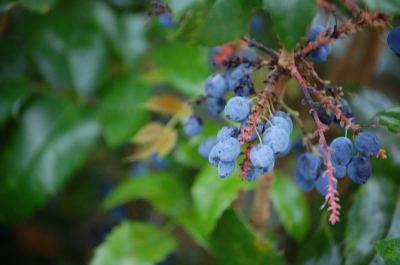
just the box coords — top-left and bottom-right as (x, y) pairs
(307, 25), (332, 64)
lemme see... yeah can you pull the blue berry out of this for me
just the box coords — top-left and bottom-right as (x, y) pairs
(184, 114), (203, 137)
(250, 144), (274, 172)
(206, 74), (228, 98)
(207, 96), (226, 116)
(275, 138), (292, 158)
(264, 116), (291, 135)
(218, 161), (235, 178)
(387, 27), (400, 55)
(296, 152), (320, 180)
(334, 99), (356, 129)
(315, 173), (337, 196)
(294, 170), (315, 192)
(208, 145), (220, 167)
(198, 136), (218, 158)
(330, 137), (353, 166)
(307, 25), (327, 41)
(347, 156), (372, 184)
(213, 137), (241, 162)
(332, 161), (346, 179)
(240, 119), (263, 142)
(274, 111), (293, 133)
(262, 126), (290, 155)
(217, 126), (240, 141)
(354, 132), (381, 158)
(311, 102), (334, 126)
(158, 13), (174, 28)
(224, 96), (251, 122)
(228, 65), (254, 97)
(245, 167), (261, 182)
(307, 25), (331, 64)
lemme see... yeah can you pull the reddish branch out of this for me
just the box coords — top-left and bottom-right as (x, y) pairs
(288, 64), (312, 104)
(241, 142), (255, 180)
(311, 110), (341, 225)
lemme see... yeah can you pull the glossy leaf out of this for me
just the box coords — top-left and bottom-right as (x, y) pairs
(90, 221), (177, 265)
(375, 107), (400, 133)
(0, 0), (54, 13)
(172, 0), (257, 46)
(270, 170), (311, 242)
(263, 0), (317, 51)
(373, 238), (400, 265)
(0, 79), (29, 127)
(20, 11), (108, 98)
(103, 172), (189, 218)
(0, 95), (101, 224)
(154, 41), (211, 96)
(344, 178), (397, 265)
(190, 164), (256, 237)
(131, 122), (165, 144)
(210, 209), (287, 265)
(100, 74), (151, 148)
(362, 0), (400, 15)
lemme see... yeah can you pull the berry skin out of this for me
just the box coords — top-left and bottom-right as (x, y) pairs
(307, 25), (327, 41)
(217, 126), (240, 141)
(332, 161), (347, 179)
(294, 170), (315, 192)
(208, 145), (220, 167)
(206, 74), (228, 98)
(387, 27), (400, 55)
(207, 96), (226, 116)
(262, 126), (290, 155)
(198, 136), (218, 158)
(249, 144), (274, 172)
(218, 161), (235, 178)
(240, 119), (263, 142)
(347, 156), (372, 184)
(307, 25), (331, 64)
(311, 102), (334, 126)
(275, 139), (292, 158)
(354, 132), (381, 158)
(245, 167), (261, 182)
(330, 137), (353, 166)
(296, 153), (320, 180)
(213, 137), (241, 162)
(274, 111), (293, 133)
(158, 13), (174, 27)
(224, 96), (251, 122)
(228, 65), (254, 97)
(184, 114), (203, 137)
(315, 173), (337, 196)
(264, 116), (291, 135)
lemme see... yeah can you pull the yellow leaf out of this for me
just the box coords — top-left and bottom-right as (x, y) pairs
(156, 127), (178, 156)
(131, 122), (164, 144)
(145, 95), (191, 116)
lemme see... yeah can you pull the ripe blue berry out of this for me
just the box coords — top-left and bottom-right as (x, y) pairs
(158, 13), (174, 27)
(307, 25), (327, 41)
(294, 170), (315, 192)
(224, 96), (251, 122)
(207, 96), (226, 116)
(228, 65), (254, 97)
(249, 144), (274, 172)
(206, 74), (228, 98)
(218, 161), (235, 178)
(315, 173), (337, 196)
(311, 102), (334, 126)
(334, 99), (356, 129)
(347, 156), (372, 184)
(330, 137), (353, 166)
(264, 116), (291, 135)
(217, 126), (240, 141)
(184, 114), (203, 137)
(296, 152), (320, 180)
(307, 25), (331, 64)
(262, 126), (290, 155)
(208, 145), (220, 167)
(245, 167), (261, 182)
(198, 136), (218, 158)
(387, 27), (400, 55)
(213, 137), (241, 162)
(354, 132), (381, 158)
(274, 111), (293, 133)
(274, 139), (292, 158)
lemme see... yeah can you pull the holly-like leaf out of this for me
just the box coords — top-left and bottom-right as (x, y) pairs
(270, 171), (311, 242)
(344, 178), (397, 265)
(90, 221), (177, 265)
(103, 172), (189, 218)
(362, 0), (400, 15)
(375, 107), (400, 134)
(0, 95), (101, 224)
(172, 0), (256, 46)
(373, 238), (400, 265)
(100, 74), (151, 148)
(263, 0), (317, 51)
(210, 209), (287, 265)
(0, 79), (29, 128)
(144, 94), (192, 120)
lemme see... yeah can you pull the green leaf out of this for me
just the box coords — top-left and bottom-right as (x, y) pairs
(373, 238), (400, 265)
(344, 178), (398, 265)
(270, 170), (310, 242)
(103, 172), (189, 218)
(100, 74), (151, 148)
(154, 41), (211, 96)
(0, 95), (101, 224)
(263, 0), (317, 51)
(362, 0), (400, 15)
(172, 0), (256, 46)
(90, 221), (177, 265)
(190, 164), (256, 237)
(20, 11), (108, 98)
(0, 79), (29, 127)
(375, 107), (400, 134)
(210, 209), (287, 265)
(0, 0), (54, 13)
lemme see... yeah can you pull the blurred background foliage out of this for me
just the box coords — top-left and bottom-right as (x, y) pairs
(1, 0), (400, 264)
